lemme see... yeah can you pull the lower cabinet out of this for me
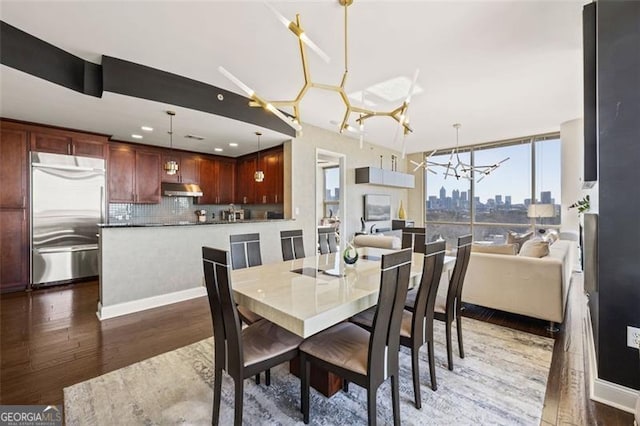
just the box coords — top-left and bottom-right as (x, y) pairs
(0, 209), (28, 292)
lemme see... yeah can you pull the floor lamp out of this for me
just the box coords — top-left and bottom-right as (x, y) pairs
(527, 204), (555, 235)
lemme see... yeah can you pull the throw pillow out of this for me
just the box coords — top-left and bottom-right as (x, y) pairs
(545, 230), (559, 245)
(506, 231), (534, 253)
(518, 239), (550, 258)
(471, 243), (517, 255)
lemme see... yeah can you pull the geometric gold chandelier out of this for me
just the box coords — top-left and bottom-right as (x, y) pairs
(410, 123), (510, 181)
(219, 0), (419, 145)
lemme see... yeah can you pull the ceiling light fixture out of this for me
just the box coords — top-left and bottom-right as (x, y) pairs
(214, 148), (223, 152)
(131, 134), (143, 139)
(219, 0), (419, 144)
(163, 111), (179, 176)
(229, 143), (239, 147)
(410, 123), (510, 181)
(254, 132), (264, 183)
(141, 126), (153, 132)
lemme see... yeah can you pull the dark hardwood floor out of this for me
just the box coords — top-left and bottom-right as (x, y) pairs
(0, 274), (634, 424)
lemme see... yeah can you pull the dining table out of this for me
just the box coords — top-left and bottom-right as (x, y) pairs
(230, 247), (456, 396)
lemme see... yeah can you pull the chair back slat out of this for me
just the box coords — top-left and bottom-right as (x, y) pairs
(401, 227), (427, 254)
(281, 229), (305, 261)
(318, 227), (338, 254)
(230, 233), (262, 269)
(446, 234), (473, 314)
(411, 241), (446, 342)
(368, 248), (413, 381)
(202, 247), (243, 374)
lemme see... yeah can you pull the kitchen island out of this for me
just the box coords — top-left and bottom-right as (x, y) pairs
(97, 219), (299, 320)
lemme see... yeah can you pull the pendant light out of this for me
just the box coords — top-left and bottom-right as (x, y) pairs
(163, 111), (179, 175)
(254, 132), (264, 182)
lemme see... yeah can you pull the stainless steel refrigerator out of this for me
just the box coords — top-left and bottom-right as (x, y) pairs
(31, 152), (105, 286)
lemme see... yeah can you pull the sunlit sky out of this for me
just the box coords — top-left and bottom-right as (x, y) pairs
(425, 139), (562, 205)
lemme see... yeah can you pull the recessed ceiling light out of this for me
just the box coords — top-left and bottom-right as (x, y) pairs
(229, 143), (239, 147)
(214, 148), (223, 152)
(131, 134), (143, 139)
(141, 126), (153, 132)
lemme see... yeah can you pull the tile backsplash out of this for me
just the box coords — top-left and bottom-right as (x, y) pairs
(108, 197), (283, 224)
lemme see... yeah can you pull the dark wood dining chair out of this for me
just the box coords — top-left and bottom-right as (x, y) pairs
(229, 233), (263, 326)
(230, 233), (262, 270)
(407, 234), (472, 371)
(351, 241), (446, 408)
(299, 248), (413, 425)
(401, 227), (426, 254)
(318, 227), (338, 254)
(202, 247), (303, 426)
(281, 229), (306, 261)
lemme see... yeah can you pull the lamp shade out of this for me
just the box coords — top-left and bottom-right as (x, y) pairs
(527, 204), (555, 218)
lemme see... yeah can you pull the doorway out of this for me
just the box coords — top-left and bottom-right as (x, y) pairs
(316, 149), (346, 251)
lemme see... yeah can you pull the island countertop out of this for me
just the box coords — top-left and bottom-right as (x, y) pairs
(98, 218), (294, 228)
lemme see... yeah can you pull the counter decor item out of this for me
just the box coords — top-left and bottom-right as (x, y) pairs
(343, 240), (359, 265)
(398, 200), (406, 219)
(195, 210), (207, 222)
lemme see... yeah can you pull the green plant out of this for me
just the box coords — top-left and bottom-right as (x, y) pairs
(568, 195), (590, 214)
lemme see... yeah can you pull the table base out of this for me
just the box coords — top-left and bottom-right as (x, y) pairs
(289, 356), (343, 397)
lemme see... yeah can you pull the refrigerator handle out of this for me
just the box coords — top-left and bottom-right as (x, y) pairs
(100, 185), (105, 224)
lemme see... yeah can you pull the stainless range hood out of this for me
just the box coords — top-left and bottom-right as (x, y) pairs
(162, 182), (203, 197)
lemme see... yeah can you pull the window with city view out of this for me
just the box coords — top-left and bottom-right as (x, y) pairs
(424, 135), (561, 248)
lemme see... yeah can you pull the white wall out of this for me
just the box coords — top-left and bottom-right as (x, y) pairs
(561, 118), (599, 233)
(290, 124), (408, 252)
(406, 152), (425, 226)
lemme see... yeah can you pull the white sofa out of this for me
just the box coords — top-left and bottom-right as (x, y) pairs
(462, 240), (573, 325)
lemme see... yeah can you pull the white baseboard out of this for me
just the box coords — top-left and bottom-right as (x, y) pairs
(96, 286), (207, 320)
(584, 305), (640, 414)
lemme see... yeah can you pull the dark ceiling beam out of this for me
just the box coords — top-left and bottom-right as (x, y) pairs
(101, 56), (296, 137)
(0, 20), (102, 97)
(0, 20), (296, 138)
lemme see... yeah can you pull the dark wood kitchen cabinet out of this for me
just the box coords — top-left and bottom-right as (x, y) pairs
(0, 128), (28, 209)
(161, 152), (199, 184)
(0, 209), (29, 292)
(235, 155), (257, 204)
(30, 130), (106, 158)
(0, 127), (29, 292)
(255, 146), (284, 204)
(197, 156), (235, 205)
(108, 143), (161, 204)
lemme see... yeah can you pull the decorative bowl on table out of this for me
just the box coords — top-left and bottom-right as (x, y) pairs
(343, 242), (359, 265)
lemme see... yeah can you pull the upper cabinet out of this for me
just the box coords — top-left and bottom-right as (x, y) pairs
(197, 156), (235, 205)
(30, 129), (107, 158)
(235, 155), (257, 204)
(108, 143), (161, 204)
(255, 146), (284, 204)
(355, 166), (415, 189)
(161, 152), (200, 184)
(0, 128), (28, 209)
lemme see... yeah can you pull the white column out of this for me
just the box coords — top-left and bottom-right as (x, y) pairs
(560, 118), (584, 233)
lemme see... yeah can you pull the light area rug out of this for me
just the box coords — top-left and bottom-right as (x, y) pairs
(64, 318), (553, 425)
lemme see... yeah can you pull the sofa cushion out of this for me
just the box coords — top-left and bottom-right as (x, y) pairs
(506, 231), (533, 252)
(518, 239), (550, 258)
(472, 243), (517, 255)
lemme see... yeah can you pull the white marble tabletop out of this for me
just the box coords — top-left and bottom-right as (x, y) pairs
(231, 248), (455, 338)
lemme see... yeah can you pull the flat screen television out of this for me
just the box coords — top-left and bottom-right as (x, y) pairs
(364, 194), (391, 221)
